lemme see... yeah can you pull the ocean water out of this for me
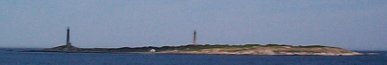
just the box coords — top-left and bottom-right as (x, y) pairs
(0, 49), (386, 65)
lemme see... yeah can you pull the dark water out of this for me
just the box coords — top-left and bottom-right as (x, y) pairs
(0, 49), (386, 65)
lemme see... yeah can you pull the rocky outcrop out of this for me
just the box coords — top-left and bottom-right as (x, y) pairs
(43, 45), (80, 52)
(158, 46), (362, 56)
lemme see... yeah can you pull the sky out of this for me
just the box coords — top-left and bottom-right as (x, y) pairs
(0, 0), (386, 50)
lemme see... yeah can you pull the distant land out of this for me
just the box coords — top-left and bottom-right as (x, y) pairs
(26, 28), (363, 56)
(32, 44), (362, 56)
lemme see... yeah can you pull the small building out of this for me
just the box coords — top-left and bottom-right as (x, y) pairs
(149, 49), (156, 52)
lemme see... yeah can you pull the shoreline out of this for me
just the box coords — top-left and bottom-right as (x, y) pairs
(23, 50), (364, 56)
(23, 51), (364, 56)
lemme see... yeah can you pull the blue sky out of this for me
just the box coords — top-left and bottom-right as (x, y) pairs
(0, 0), (386, 50)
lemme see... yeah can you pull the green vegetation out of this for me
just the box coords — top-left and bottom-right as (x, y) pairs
(293, 45), (336, 48)
(107, 44), (336, 52)
(108, 44), (264, 52)
(44, 44), (335, 52)
(170, 44), (263, 51)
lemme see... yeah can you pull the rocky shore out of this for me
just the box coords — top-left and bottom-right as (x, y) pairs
(158, 46), (362, 56)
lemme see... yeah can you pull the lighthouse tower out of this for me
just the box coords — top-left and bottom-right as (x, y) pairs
(192, 30), (198, 45)
(64, 27), (72, 51)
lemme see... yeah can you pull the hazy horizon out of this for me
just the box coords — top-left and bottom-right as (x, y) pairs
(1, 0), (386, 50)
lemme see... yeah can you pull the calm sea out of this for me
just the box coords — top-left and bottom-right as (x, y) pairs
(0, 48), (386, 65)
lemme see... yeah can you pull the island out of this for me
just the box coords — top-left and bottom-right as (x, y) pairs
(29, 28), (362, 56)
(35, 44), (362, 56)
